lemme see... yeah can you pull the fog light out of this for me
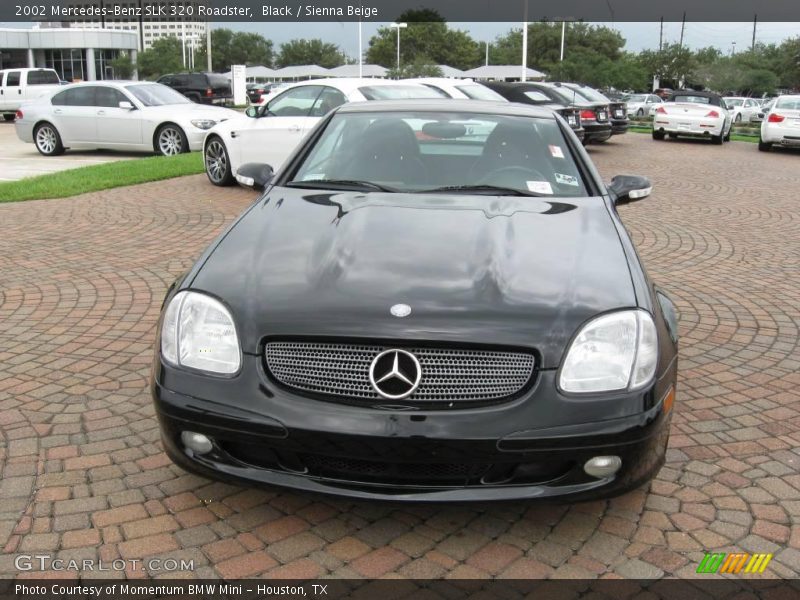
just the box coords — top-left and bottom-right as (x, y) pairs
(181, 431), (213, 455)
(584, 456), (622, 478)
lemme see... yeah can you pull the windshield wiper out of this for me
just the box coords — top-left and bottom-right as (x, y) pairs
(285, 179), (398, 193)
(415, 184), (547, 197)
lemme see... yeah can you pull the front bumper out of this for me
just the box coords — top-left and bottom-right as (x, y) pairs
(153, 359), (674, 502)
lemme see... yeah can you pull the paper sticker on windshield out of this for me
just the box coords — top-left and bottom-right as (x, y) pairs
(548, 145), (565, 159)
(555, 173), (579, 187)
(526, 181), (553, 195)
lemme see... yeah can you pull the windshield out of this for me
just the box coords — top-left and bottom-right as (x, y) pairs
(456, 84), (506, 101)
(626, 94), (647, 103)
(672, 95), (712, 105)
(545, 86), (579, 104)
(725, 98), (744, 107)
(566, 85), (610, 103)
(775, 97), (800, 110)
(289, 111), (589, 198)
(359, 85), (447, 100)
(125, 83), (191, 106)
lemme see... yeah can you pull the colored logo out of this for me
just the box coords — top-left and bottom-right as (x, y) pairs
(696, 552), (772, 574)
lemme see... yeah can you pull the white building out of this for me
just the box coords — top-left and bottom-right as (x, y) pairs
(63, 0), (207, 52)
(0, 27), (138, 81)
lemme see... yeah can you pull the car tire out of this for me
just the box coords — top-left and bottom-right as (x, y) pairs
(724, 129), (731, 142)
(33, 122), (65, 156)
(652, 130), (665, 140)
(3, 114), (15, 122)
(711, 134), (723, 145)
(758, 139), (772, 152)
(155, 124), (188, 156)
(204, 136), (234, 186)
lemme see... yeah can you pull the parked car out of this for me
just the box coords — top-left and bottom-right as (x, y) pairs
(246, 82), (289, 106)
(153, 99), (678, 502)
(652, 90), (732, 144)
(524, 82), (612, 144)
(15, 81), (239, 156)
(481, 81), (585, 142)
(759, 95), (800, 152)
(558, 83), (628, 136)
(723, 97), (761, 123)
(624, 93), (664, 117)
(0, 68), (62, 121)
(156, 72), (232, 105)
(203, 78), (445, 186)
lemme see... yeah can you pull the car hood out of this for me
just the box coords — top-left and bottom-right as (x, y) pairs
(142, 103), (240, 121)
(190, 189), (636, 368)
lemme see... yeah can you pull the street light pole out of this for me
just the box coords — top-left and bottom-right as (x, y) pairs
(390, 22), (407, 76)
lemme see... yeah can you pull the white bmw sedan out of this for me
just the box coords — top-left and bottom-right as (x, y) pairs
(759, 95), (800, 152)
(15, 81), (240, 156)
(203, 78), (445, 186)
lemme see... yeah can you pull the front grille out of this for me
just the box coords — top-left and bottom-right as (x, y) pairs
(264, 341), (536, 406)
(301, 453), (490, 485)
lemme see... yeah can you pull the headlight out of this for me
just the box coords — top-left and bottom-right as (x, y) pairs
(160, 291), (241, 375)
(559, 310), (657, 393)
(190, 119), (217, 130)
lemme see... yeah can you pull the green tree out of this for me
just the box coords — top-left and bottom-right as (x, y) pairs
(196, 29), (274, 72)
(110, 52), (134, 79)
(490, 22), (625, 78)
(636, 43), (695, 88)
(387, 57), (444, 79)
(366, 10), (482, 71)
(137, 36), (184, 80)
(276, 38), (347, 68)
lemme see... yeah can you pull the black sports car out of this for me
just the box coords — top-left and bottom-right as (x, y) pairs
(152, 100), (678, 502)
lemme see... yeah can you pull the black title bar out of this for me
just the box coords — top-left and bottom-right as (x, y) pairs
(3, 0), (800, 22)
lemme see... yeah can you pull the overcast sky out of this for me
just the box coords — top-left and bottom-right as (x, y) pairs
(227, 21), (799, 59)
(3, 21), (798, 60)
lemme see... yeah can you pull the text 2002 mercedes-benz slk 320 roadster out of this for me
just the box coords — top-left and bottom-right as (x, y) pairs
(151, 99), (678, 502)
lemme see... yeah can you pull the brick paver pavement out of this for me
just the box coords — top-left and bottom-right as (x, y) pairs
(1, 134), (799, 579)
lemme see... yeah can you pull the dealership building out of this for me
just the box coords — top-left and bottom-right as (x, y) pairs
(0, 27), (138, 81)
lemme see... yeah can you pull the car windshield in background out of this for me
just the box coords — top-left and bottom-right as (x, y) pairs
(627, 94), (647, 103)
(456, 84), (506, 101)
(28, 70), (60, 84)
(547, 86), (580, 104)
(358, 85), (447, 100)
(289, 111), (588, 198)
(775, 97), (800, 110)
(125, 83), (192, 106)
(568, 86), (611, 103)
(672, 95), (712, 104)
(725, 98), (744, 107)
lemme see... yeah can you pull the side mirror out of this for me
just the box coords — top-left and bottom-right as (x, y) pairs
(245, 106), (259, 118)
(608, 174), (652, 205)
(119, 101), (135, 110)
(235, 163), (274, 191)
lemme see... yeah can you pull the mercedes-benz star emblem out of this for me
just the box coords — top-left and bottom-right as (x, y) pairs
(369, 349), (422, 400)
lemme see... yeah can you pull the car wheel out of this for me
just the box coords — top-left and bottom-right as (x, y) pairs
(711, 134), (723, 145)
(156, 124), (188, 156)
(204, 136), (234, 186)
(34, 122), (65, 156)
(758, 139), (772, 152)
(652, 130), (665, 140)
(724, 129), (731, 142)
(3, 114), (15, 122)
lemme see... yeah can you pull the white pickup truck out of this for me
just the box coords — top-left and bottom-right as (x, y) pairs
(0, 68), (62, 121)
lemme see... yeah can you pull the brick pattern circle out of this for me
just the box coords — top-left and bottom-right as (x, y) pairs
(1, 135), (799, 579)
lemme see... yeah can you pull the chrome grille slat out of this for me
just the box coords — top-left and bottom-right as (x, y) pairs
(265, 341), (536, 404)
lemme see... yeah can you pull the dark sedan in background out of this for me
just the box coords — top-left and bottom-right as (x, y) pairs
(152, 100), (678, 502)
(507, 81), (613, 144)
(559, 82), (629, 136)
(482, 81), (585, 142)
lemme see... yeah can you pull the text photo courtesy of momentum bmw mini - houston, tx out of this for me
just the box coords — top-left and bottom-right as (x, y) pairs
(1, 0), (800, 596)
